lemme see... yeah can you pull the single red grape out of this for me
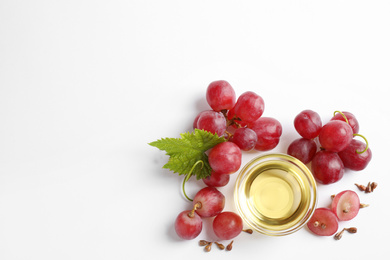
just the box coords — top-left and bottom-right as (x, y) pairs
(202, 170), (230, 187)
(307, 208), (338, 236)
(311, 150), (344, 184)
(287, 138), (317, 164)
(230, 127), (257, 151)
(196, 110), (226, 137)
(294, 110), (322, 139)
(206, 80), (236, 112)
(248, 117), (282, 151)
(208, 142), (242, 174)
(331, 111), (359, 134)
(174, 210), (202, 240)
(319, 120), (353, 153)
(213, 211), (243, 240)
(193, 187), (225, 218)
(338, 139), (372, 171)
(232, 91), (264, 123)
(331, 190), (360, 221)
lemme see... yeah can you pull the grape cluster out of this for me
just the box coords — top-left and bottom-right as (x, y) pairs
(175, 80), (283, 243)
(196, 80), (282, 186)
(287, 110), (372, 184)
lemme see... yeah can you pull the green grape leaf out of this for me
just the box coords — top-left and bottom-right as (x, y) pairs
(149, 129), (226, 179)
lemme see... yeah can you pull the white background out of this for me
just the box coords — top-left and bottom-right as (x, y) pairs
(1, 1), (389, 259)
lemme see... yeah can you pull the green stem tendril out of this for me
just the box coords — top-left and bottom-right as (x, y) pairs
(353, 133), (369, 154)
(333, 111), (349, 124)
(182, 160), (204, 202)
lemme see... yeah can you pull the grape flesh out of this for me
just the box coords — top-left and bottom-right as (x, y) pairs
(230, 127), (257, 151)
(318, 120), (353, 153)
(338, 139), (372, 171)
(193, 187), (225, 218)
(208, 142), (242, 174)
(311, 150), (344, 184)
(232, 91), (265, 123)
(331, 190), (360, 221)
(196, 110), (226, 137)
(206, 80), (236, 112)
(174, 210), (202, 240)
(212, 211), (243, 240)
(202, 170), (230, 187)
(248, 117), (282, 151)
(331, 111), (359, 134)
(307, 208), (338, 236)
(287, 138), (317, 164)
(294, 110), (322, 139)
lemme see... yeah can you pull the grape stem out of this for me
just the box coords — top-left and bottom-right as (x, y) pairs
(333, 111), (349, 124)
(353, 133), (369, 154)
(182, 160), (204, 202)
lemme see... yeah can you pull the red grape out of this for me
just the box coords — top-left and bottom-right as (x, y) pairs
(319, 120), (353, 152)
(248, 117), (282, 151)
(213, 211), (243, 240)
(307, 208), (338, 236)
(202, 170), (230, 187)
(230, 127), (257, 151)
(206, 80), (236, 112)
(311, 150), (344, 184)
(174, 210), (202, 240)
(193, 187), (225, 218)
(294, 110), (322, 139)
(338, 139), (372, 171)
(232, 91), (265, 123)
(287, 138), (317, 164)
(208, 142), (242, 174)
(331, 190), (360, 221)
(196, 110), (226, 136)
(331, 111), (359, 134)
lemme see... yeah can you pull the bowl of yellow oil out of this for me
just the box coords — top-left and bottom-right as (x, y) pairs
(234, 153), (317, 236)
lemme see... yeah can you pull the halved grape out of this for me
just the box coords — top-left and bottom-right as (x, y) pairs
(294, 110), (322, 139)
(318, 120), (353, 153)
(307, 208), (339, 236)
(174, 210), (203, 240)
(311, 150), (344, 184)
(206, 80), (236, 112)
(338, 139), (372, 171)
(208, 142), (242, 174)
(193, 187), (225, 218)
(202, 170), (230, 187)
(287, 138), (317, 164)
(331, 190), (360, 221)
(213, 211), (243, 240)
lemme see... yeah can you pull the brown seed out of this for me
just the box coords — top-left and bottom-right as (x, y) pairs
(370, 182), (378, 192)
(360, 203), (369, 208)
(242, 229), (253, 234)
(226, 240), (234, 251)
(365, 182), (372, 193)
(205, 242), (212, 252)
(214, 242), (225, 250)
(199, 240), (209, 246)
(334, 229), (344, 240)
(346, 227), (357, 234)
(355, 183), (366, 191)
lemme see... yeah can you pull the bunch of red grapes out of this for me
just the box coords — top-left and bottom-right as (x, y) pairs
(195, 80), (282, 186)
(287, 110), (372, 184)
(175, 80), (282, 241)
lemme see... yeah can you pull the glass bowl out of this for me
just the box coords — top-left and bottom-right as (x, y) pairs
(234, 153), (317, 236)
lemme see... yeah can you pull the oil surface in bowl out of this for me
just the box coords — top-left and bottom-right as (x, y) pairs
(242, 161), (311, 232)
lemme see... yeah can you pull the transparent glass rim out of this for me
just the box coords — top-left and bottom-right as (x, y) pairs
(234, 153), (318, 236)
